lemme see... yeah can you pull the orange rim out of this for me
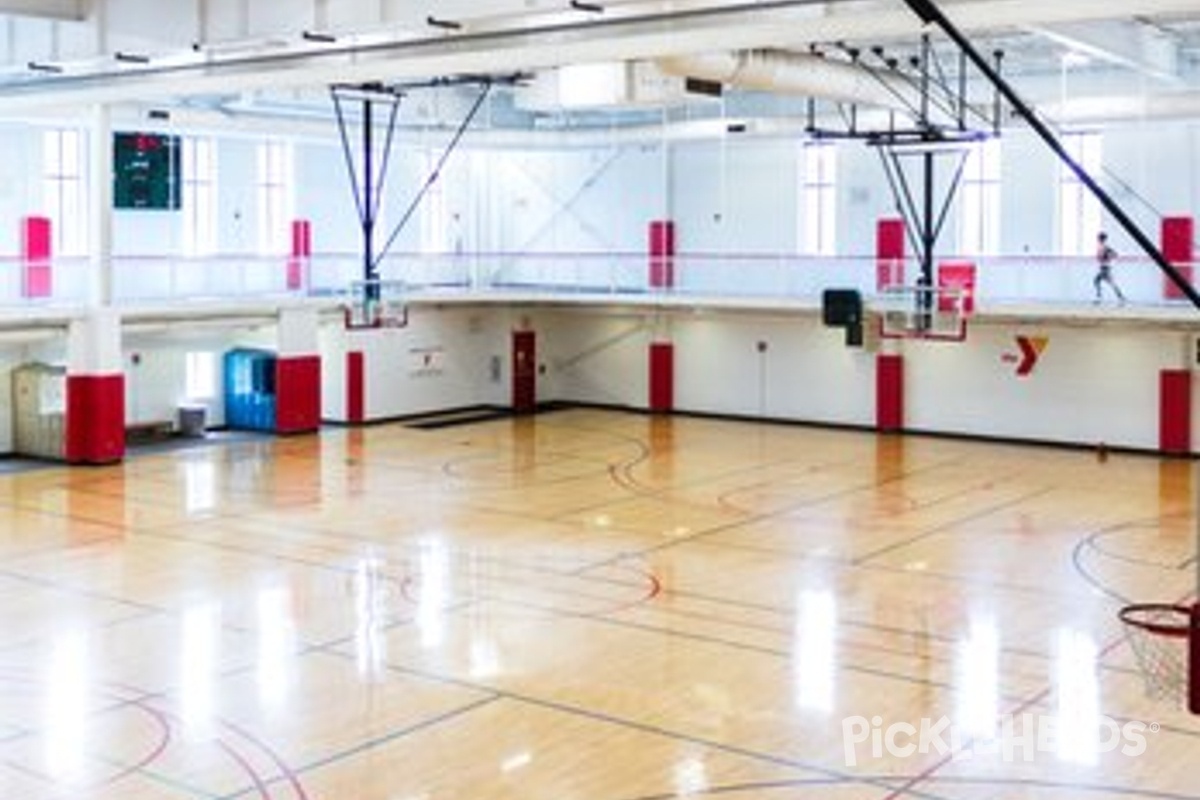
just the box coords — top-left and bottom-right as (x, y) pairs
(1118, 603), (1194, 638)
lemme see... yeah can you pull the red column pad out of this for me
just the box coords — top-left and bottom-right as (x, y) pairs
(649, 343), (674, 412)
(275, 355), (321, 434)
(1159, 369), (1191, 454)
(287, 219), (312, 291)
(648, 220), (675, 289)
(876, 355), (904, 432)
(21, 215), (52, 299)
(1162, 217), (1194, 300)
(876, 218), (905, 291)
(347, 351), (364, 424)
(65, 375), (125, 464)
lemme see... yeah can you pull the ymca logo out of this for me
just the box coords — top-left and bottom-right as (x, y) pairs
(1002, 335), (1048, 377)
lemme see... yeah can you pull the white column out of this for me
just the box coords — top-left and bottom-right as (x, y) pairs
(278, 306), (320, 357)
(89, 104), (113, 306)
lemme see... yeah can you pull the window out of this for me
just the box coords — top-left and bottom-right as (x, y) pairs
(419, 149), (447, 255)
(185, 351), (216, 400)
(959, 139), (1001, 256)
(256, 141), (293, 254)
(42, 129), (87, 256)
(802, 144), (837, 256)
(1059, 132), (1102, 257)
(182, 138), (217, 257)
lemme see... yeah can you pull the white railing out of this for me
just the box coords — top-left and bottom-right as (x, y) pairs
(0, 250), (1190, 310)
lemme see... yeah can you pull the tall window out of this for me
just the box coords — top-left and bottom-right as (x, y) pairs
(959, 139), (1001, 256)
(182, 138), (217, 257)
(43, 129), (87, 256)
(256, 141), (293, 254)
(1060, 132), (1102, 257)
(802, 144), (837, 256)
(185, 351), (217, 400)
(419, 149), (447, 255)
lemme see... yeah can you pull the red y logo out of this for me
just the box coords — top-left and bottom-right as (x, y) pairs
(1002, 335), (1048, 377)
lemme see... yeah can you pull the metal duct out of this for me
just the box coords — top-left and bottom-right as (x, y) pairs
(657, 49), (920, 114)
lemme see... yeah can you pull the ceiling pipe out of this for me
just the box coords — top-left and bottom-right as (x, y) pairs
(657, 49), (921, 114)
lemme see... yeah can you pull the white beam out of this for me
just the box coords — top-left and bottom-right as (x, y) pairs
(0, 0), (86, 21)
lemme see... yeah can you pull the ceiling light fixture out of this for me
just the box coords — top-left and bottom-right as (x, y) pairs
(570, 0), (605, 13)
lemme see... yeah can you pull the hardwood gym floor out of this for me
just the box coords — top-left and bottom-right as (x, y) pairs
(0, 408), (1196, 799)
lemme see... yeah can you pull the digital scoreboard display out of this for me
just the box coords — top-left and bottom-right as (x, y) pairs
(113, 132), (181, 210)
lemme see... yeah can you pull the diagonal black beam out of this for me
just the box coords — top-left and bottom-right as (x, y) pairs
(372, 81), (494, 273)
(900, 0), (1200, 309)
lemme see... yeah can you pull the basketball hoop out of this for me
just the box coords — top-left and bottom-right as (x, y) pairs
(876, 284), (968, 342)
(343, 279), (409, 330)
(1118, 603), (1193, 704)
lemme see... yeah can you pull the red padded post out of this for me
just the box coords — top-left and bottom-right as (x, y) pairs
(649, 220), (675, 289)
(877, 354), (904, 432)
(347, 351), (364, 424)
(649, 343), (674, 412)
(288, 219), (312, 291)
(1159, 369), (1191, 455)
(876, 218), (905, 291)
(1162, 217), (1194, 301)
(65, 375), (125, 464)
(21, 215), (52, 299)
(275, 355), (321, 434)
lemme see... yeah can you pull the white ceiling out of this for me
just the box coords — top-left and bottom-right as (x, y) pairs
(2, 0), (1200, 131)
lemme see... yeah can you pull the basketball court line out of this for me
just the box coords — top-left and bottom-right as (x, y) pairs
(848, 487), (1056, 566)
(0, 412), (1195, 800)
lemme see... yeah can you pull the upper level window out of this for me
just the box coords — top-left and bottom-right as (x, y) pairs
(256, 141), (293, 255)
(801, 144), (837, 256)
(959, 138), (1001, 256)
(1060, 132), (1102, 257)
(42, 129), (87, 256)
(182, 137), (217, 257)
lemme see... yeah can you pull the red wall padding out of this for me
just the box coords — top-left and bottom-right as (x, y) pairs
(649, 343), (674, 412)
(1159, 369), (1191, 454)
(649, 220), (675, 289)
(876, 355), (904, 432)
(876, 218), (905, 290)
(275, 355), (321, 434)
(21, 215), (52, 299)
(65, 374), (125, 464)
(1161, 216), (1194, 300)
(346, 351), (364, 424)
(938, 262), (976, 314)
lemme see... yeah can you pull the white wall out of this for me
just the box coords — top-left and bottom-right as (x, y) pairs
(670, 138), (798, 255)
(525, 305), (1197, 452)
(321, 306), (510, 422)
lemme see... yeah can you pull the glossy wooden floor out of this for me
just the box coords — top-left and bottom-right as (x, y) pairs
(0, 408), (1197, 799)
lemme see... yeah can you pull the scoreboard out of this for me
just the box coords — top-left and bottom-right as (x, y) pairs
(114, 132), (181, 210)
